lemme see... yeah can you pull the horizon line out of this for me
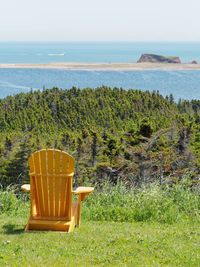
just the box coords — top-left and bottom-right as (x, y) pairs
(1, 40), (200, 43)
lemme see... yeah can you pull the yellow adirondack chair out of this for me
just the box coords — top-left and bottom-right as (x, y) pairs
(21, 149), (94, 232)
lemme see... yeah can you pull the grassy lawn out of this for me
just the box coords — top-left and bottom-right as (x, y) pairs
(0, 217), (199, 266)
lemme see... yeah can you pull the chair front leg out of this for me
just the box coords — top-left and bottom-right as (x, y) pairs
(77, 193), (88, 227)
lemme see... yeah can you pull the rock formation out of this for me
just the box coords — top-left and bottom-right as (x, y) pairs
(137, 54), (181, 64)
(190, 60), (198, 64)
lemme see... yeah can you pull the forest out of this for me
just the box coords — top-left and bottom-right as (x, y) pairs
(0, 86), (200, 188)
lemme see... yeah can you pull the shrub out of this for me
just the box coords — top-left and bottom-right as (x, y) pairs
(0, 186), (29, 216)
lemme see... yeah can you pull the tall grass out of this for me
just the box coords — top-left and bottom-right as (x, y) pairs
(82, 180), (200, 224)
(1, 181), (199, 224)
(0, 186), (29, 216)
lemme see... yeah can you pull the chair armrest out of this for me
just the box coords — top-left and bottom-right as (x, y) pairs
(72, 186), (94, 201)
(21, 184), (30, 192)
(72, 186), (94, 194)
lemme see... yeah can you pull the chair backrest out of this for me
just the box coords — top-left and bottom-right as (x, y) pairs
(28, 149), (75, 221)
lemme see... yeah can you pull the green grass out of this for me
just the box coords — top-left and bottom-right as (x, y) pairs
(1, 181), (199, 224)
(82, 181), (200, 224)
(0, 217), (199, 266)
(0, 182), (199, 266)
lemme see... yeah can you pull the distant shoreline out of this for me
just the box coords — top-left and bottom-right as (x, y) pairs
(0, 62), (200, 71)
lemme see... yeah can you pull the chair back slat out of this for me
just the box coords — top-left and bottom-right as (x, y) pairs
(47, 150), (55, 217)
(65, 154), (74, 219)
(28, 154), (35, 173)
(34, 151), (45, 216)
(54, 150), (61, 217)
(29, 155), (38, 217)
(29, 149), (74, 220)
(68, 155), (74, 173)
(61, 152), (69, 218)
(40, 150), (49, 217)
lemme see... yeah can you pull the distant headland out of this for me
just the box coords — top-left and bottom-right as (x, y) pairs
(137, 54), (181, 64)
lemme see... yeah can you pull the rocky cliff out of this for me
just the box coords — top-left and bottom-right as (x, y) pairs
(138, 54), (181, 64)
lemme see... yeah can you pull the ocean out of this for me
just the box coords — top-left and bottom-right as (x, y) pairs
(0, 42), (200, 100)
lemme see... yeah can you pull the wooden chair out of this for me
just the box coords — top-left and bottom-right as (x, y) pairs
(21, 149), (94, 232)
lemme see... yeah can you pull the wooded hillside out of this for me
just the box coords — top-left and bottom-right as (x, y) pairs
(0, 86), (200, 187)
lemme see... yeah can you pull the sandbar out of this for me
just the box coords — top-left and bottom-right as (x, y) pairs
(0, 62), (200, 71)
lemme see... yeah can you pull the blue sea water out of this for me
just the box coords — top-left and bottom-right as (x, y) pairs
(0, 68), (200, 101)
(0, 42), (200, 63)
(0, 42), (200, 100)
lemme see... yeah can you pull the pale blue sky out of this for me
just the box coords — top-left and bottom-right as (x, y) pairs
(1, 0), (200, 41)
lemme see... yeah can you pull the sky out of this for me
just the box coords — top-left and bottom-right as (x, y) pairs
(0, 0), (200, 42)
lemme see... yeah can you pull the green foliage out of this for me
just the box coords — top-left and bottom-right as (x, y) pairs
(82, 181), (200, 224)
(0, 186), (28, 216)
(0, 87), (177, 134)
(139, 118), (153, 138)
(0, 86), (200, 187)
(103, 138), (121, 164)
(0, 140), (31, 187)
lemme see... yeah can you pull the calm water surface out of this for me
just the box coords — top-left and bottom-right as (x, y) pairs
(0, 42), (200, 63)
(0, 68), (200, 101)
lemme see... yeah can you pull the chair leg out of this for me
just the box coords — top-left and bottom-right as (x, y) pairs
(77, 196), (82, 227)
(68, 216), (76, 233)
(25, 220), (30, 232)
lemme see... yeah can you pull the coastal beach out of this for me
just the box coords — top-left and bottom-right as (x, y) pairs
(0, 62), (200, 71)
